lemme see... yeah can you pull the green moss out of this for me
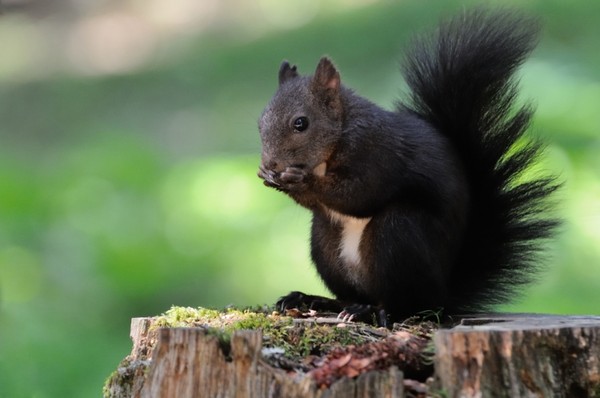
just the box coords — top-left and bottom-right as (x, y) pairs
(232, 312), (278, 330)
(281, 323), (367, 359)
(151, 306), (371, 361)
(102, 358), (149, 398)
(102, 369), (119, 398)
(152, 306), (222, 328)
(152, 305), (287, 332)
(420, 341), (437, 366)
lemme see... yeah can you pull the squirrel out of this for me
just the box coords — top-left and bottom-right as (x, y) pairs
(257, 9), (559, 326)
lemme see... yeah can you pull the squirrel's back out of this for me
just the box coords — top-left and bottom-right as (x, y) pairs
(401, 9), (560, 311)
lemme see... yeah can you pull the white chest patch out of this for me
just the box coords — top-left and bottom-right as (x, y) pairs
(327, 209), (371, 268)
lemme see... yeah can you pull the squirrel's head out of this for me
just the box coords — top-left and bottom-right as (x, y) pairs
(258, 57), (343, 178)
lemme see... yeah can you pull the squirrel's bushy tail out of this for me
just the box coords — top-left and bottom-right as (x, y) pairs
(401, 9), (560, 312)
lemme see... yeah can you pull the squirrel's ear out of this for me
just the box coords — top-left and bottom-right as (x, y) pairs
(311, 57), (342, 114)
(312, 57), (340, 93)
(279, 61), (298, 85)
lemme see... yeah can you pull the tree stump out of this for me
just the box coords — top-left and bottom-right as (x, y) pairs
(435, 314), (600, 397)
(104, 312), (600, 397)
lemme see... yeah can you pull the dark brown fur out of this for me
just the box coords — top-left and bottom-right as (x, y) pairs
(257, 9), (559, 324)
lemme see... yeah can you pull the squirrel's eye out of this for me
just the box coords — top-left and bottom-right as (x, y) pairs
(293, 117), (309, 132)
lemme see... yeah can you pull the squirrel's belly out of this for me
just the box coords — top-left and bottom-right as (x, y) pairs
(326, 208), (371, 282)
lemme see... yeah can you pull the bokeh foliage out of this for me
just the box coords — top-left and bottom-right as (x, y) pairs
(0, 0), (599, 396)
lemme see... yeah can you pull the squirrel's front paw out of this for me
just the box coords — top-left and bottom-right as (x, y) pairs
(258, 165), (311, 192)
(258, 165), (282, 188)
(279, 166), (305, 183)
(278, 166), (309, 191)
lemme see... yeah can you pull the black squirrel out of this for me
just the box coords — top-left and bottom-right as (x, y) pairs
(257, 9), (559, 325)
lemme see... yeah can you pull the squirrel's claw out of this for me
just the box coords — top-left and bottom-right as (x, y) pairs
(339, 304), (389, 328)
(257, 165), (281, 188)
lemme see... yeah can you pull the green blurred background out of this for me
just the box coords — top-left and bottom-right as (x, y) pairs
(0, 0), (598, 396)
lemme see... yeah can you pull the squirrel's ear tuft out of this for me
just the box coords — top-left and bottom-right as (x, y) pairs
(279, 61), (298, 85)
(312, 57), (340, 92)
